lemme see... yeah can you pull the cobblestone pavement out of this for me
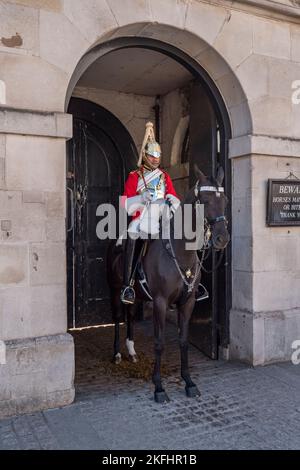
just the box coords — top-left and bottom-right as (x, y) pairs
(1, 321), (300, 450)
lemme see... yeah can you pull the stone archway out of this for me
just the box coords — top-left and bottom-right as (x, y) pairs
(65, 28), (238, 360)
(65, 23), (252, 139)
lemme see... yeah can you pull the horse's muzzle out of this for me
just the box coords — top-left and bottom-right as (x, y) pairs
(212, 233), (230, 250)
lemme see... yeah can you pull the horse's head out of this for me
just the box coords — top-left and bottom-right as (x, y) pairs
(194, 165), (230, 251)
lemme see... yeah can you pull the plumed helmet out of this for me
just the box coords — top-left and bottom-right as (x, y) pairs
(138, 122), (161, 167)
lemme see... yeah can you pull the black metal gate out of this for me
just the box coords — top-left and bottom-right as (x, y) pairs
(188, 82), (231, 359)
(67, 98), (137, 328)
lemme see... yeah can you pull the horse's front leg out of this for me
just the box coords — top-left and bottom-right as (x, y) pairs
(152, 297), (169, 403)
(126, 304), (138, 363)
(112, 295), (123, 364)
(114, 320), (122, 364)
(178, 298), (201, 398)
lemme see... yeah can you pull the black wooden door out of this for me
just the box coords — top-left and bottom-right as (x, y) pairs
(188, 82), (231, 359)
(67, 98), (137, 328)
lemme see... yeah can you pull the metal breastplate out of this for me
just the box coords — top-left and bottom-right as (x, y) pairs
(139, 172), (165, 200)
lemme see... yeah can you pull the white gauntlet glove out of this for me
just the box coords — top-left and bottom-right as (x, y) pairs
(141, 190), (153, 203)
(166, 194), (180, 213)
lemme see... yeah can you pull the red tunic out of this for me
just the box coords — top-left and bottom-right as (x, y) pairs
(122, 167), (179, 219)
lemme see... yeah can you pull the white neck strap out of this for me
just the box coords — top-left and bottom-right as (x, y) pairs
(194, 185), (224, 196)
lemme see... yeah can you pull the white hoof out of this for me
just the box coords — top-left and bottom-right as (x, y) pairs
(129, 354), (138, 363)
(114, 353), (122, 364)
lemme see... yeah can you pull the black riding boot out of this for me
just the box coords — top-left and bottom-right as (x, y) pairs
(120, 236), (136, 304)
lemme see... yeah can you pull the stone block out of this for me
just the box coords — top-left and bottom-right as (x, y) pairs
(253, 17), (290, 60)
(46, 218), (65, 242)
(46, 192), (65, 218)
(22, 191), (45, 204)
(232, 156), (252, 198)
(232, 195), (252, 238)
(232, 236), (253, 272)
(232, 270), (253, 312)
(268, 58), (300, 100)
(264, 309), (300, 364)
(216, 72), (247, 108)
(185, 0), (228, 46)
(214, 10), (253, 70)
(236, 54), (269, 102)
(63, 0), (117, 44)
(39, 10), (89, 75)
(277, 157), (300, 172)
(0, 333), (74, 419)
(3, 0), (62, 11)
(196, 47), (232, 82)
(253, 235), (278, 272)
(133, 95), (156, 119)
(0, 284), (67, 341)
(150, 0), (188, 29)
(291, 99), (300, 139)
(30, 284), (67, 337)
(229, 309), (254, 363)
(0, 287), (32, 340)
(0, 2), (39, 55)
(291, 25), (300, 63)
(142, 25), (207, 57)
(228, 101), (253, 138)
(5, 135), (65, 192)
(251, 97), (292, 138)
(29, 242), (66, 286)
(0, 158), (5, 189)
(106, 0), (152, 27)
(253, 271), (300, 312)
(0, 53), (68, 112)
(0, 191), (47, 245)
(275, 236), (299, 271)
(0, 109), (73, 139)
(230, 135), (300, 159)
(37, 333), (74, 393)
(0, 134), (5, 158)
(0, 191), (22, 218)
(0, 245), (28, 286)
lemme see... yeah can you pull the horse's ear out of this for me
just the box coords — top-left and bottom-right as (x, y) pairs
(216, 166), (225, 186)
(194, 164), (206, 184)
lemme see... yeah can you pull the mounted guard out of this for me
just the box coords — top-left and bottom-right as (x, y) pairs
(120, 121), (180, 304)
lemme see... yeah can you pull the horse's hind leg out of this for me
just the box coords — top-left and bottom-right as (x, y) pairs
(178, 302), (201, 398)
(152, 297), (169, 403)
(126, 304), (138, 363)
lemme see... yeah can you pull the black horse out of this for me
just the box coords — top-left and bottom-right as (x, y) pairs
(107, 166), (230, 403)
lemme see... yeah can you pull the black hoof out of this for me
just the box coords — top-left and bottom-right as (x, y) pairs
(185, 385), (201, 398)
(154, 390), (170, 403)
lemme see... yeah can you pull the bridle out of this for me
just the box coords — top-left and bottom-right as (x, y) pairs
(194, 180), (228, 273)
(164, 180), (229, 290)
(194, 181), (228, 227)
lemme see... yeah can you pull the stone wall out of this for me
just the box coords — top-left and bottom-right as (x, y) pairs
(0, 111), (74, 417)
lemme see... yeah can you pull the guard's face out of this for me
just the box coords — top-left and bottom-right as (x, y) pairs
(145, 153), (160, 169)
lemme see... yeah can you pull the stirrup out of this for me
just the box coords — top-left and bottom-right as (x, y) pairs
(195, 284), (209, 302)
(120, 285), (136, 305)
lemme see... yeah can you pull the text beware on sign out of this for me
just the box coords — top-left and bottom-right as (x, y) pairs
(267, 179), (300, 226)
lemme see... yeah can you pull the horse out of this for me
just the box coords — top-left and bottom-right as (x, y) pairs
(107, 165), (230, 403)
